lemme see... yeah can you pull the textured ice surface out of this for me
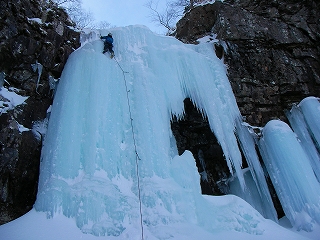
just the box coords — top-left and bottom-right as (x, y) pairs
(233, 119), (278, 221)
(259, 120), (320, 231)
(299, 97), (320, 151)
(286, 98), (320, 182)
(32, 25), (265, 236)
(0, 25), (317, 239)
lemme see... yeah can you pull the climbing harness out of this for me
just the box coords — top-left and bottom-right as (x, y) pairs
(113, 56), (145, 240)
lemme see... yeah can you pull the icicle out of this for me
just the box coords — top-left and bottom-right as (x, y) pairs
(31, 61), (43, 93)
(299, 97), (320, 151)
(48, 75), (58, 91)
(234, 117), (278, 222)
(259, 120), (320, 231)
(286, 104), (320, 182)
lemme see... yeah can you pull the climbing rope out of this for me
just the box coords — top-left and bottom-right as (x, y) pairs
(113, 56), (144, 240)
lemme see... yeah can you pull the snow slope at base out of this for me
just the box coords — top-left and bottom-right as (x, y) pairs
(279, 217), (320, 240)
(0, 204), (314, 240)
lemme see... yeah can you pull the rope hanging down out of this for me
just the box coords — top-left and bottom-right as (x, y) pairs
(113, 56), (144, 240)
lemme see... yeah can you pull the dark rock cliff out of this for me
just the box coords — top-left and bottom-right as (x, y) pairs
(175, 0), (320, 126)
(0, 0), (80, 224)
(172, 0), (319, 218)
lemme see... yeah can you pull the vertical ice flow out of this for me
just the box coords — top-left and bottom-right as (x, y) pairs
(299, 97), (320, 151)
(286, 98), (320, 182)
(259, 120), (320, 231)
(234, 118), (278, 222)
(34, 26), (261, 236)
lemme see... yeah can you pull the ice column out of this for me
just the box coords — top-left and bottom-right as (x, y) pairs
(259, 120), (320, 231)
(234, 118), (278, 222)
(286, 100), (320, 182)
(299, 97), (320, 151)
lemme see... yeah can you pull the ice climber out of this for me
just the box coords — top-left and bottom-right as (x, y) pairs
(100, 33), (114, 58)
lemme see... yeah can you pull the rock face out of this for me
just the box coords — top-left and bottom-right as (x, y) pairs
(171, 98), (231, 196)
(173, 0), (319, 218)
(176, 0), (320, 126)
(0, 0), (80, 224)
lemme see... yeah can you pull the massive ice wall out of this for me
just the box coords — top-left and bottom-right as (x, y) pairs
(30, 24), (320, 238)
(1, 24), (319, 240)
(34, 25), (274, 236)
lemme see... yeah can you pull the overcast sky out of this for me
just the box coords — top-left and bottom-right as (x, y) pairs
(81, 0), (167, 34)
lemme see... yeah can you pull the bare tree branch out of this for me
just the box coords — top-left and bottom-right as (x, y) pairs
(95, 21), (112, 29)
(52, 0), (95, 29)
(145, 0), (180, 34)
(145, 0), (210, 34)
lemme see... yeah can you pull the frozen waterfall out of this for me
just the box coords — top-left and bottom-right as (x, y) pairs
(0, 25), (319, 240)
(35, 25), (255, 236)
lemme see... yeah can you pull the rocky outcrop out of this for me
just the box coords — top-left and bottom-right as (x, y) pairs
(175, 0), (320, 126)
(173, 0), (319, 219)
(0, 0), (80, 224)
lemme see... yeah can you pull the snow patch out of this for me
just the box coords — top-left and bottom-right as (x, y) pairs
(28, 17), (43, 24)
(0, 87), (28, 114)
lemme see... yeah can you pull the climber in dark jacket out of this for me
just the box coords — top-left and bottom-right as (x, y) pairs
(100, 33), (114, 58)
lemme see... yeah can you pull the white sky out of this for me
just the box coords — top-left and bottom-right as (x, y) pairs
(81, 0), (167, 34)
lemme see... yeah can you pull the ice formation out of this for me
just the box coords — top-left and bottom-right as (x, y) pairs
(259, 119), (320, 231)
(286, 97), (320, 182)
(0, 25), (319, 240)
(299, 97), (320, 151)
(232, 119), (278, 222)
(29, 25), (320, 237)
(35, 25), (251, 236)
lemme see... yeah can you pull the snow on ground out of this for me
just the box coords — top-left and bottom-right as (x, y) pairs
(0, 201), (315, 240)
